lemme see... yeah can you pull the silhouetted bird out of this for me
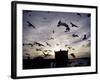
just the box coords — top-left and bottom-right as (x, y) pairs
(46, 42), (51, 47)
(68, 46), (71, 49)
(23, 43), (33, 47)
(34, 42), (45, 47)
(70, 22), (79, 28)
(42, 51), (51, 57)
(65, 44), (68, 47)
(77, 13), (81, 17)
(44, 50), (52, 52)
(36, 48), (42, 51)
(70, 53), (76, 58)
(83, 34), (87, 40)
(48, 37), (54, 40)
(27, 21), (36, 29)
(28, 43), (33, 47)
(25, 53), (30, 56)
(72, 34), (79, 37)
(57, 20), (70, 32)
(87, 14), (91, 17)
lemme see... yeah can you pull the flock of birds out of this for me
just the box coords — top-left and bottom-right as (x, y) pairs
(23, 11), (90, 59)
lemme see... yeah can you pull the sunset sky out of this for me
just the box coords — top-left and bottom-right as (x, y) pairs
(23, 10), (91, 59)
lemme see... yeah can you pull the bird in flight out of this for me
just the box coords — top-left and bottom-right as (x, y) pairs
(46, 42), (51, 47)
(34, 41), (45, 47)
(48, 37), (54, 40)
(87, 14), (91, 17)
(42, 51), (51, 57)
(72, 34), (79, 37)
(70, 53), (76, 59)
(77, 13), (81, 17)
(70, 22), (79, 28)
(36, 48), (42, 51)
(27, 21), (36, 29)
(23, 43), (33, 47)
(57, 20), (70, 32)
(82, 34), (87, 40)
(68, 46), (72, 49)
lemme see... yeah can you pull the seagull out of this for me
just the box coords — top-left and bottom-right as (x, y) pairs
(87, 14), (91, 17)
(70, 53), (76, 59)
(46, 42), (51, 47)
(72, 34), (79, 37)
(34, 42), (45, 47)
(68, 46), (71, 49)
(82, 34), (87, 40)
(27, 21), (36, 29)
(48, 37), (54, 40)
(77, 13), (81, 17)
(57, 20), (70, 32)
(28, 43), (34, 47)
(23, 43), (33, 47)
(42, 51), (51, 57)
(70, 22), (79, 28)
(36, 48), (42, 51)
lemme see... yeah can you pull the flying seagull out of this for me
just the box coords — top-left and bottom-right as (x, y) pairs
(82, 34), (87, 40)
(23, 43), (33, 47)
(72, 34), (79, 37)
(70, 22), (79, 28)
(68, 46), (72, 49)
(42, 51), (51, 57)
(87, 14), (91, 17)
(70, 53), (76, 59)
(36, 48), (42, 51)
(27, 21), (36, 29)
(77, 13), (81, 17)
(48, 37), (54, 40)
(57, 20), (70, 32)
(34, 42), (45, 47)
(46, 42), (51, 47)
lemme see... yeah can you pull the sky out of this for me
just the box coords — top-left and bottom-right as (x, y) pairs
(23, 10), (91, 59)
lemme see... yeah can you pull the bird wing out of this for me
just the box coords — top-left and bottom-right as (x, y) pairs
(27, 21), (36, 29)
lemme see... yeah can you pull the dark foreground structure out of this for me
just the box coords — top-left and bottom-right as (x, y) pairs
(23, 50), (91, 69)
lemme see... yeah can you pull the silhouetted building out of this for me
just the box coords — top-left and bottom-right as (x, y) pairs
(55, 50), (69, 67)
